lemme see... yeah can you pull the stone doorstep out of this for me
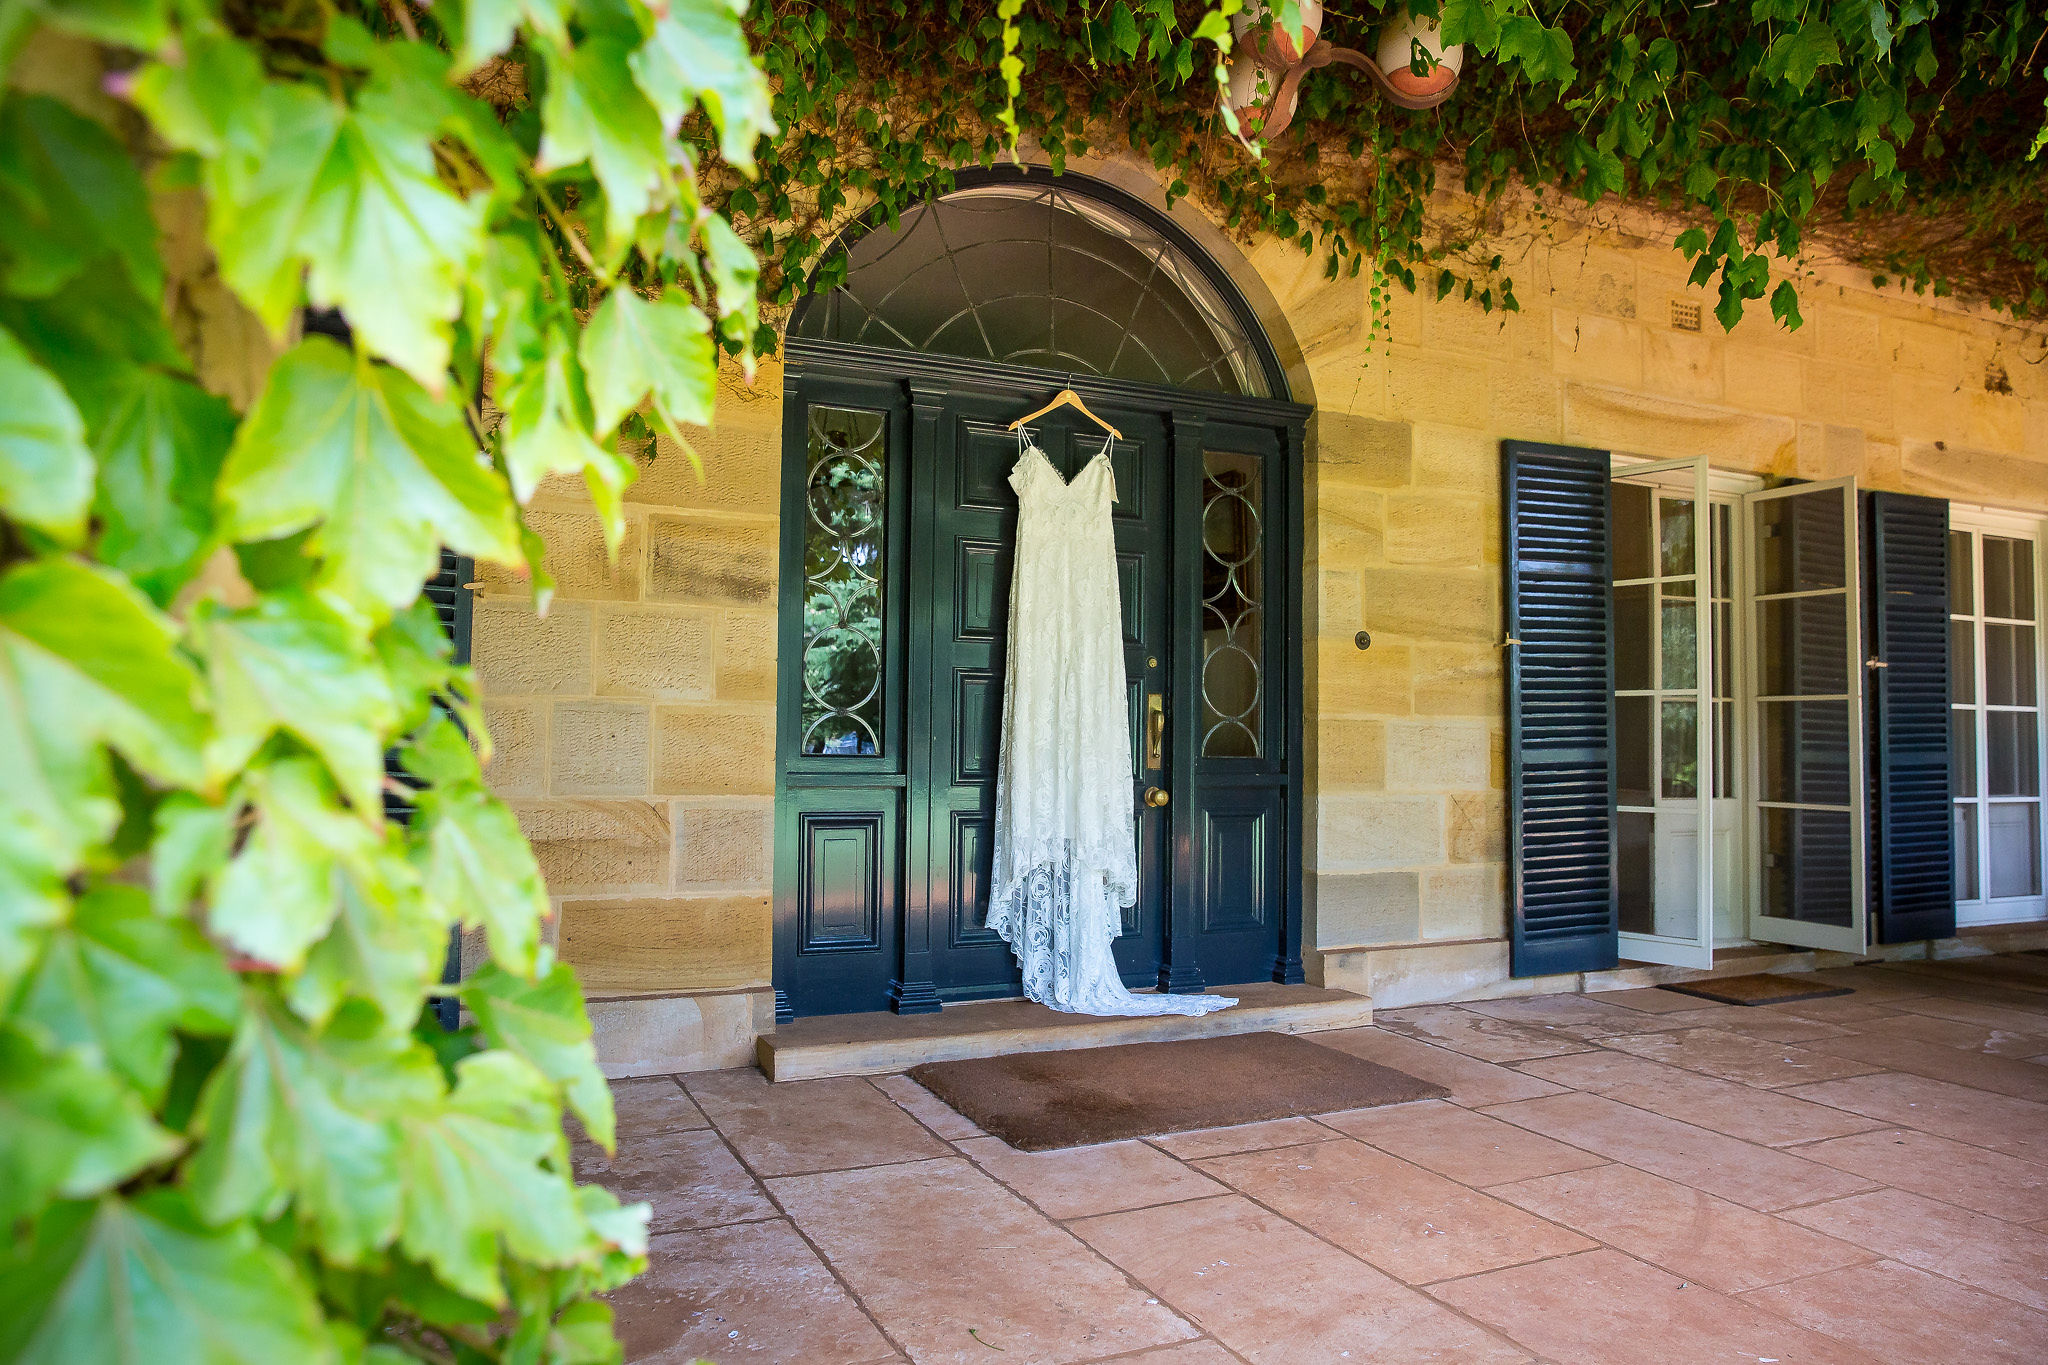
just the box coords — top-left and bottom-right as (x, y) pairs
(755, 981), (1374, 1082)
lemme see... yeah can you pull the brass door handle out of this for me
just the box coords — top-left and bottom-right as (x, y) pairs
(1145, 692), (1165, 769)
(1142, 786), (1170, 808)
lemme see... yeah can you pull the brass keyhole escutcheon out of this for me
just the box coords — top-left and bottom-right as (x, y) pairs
(1142, 786), (1170, 808)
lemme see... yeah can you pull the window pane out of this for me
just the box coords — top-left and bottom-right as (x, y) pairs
(1757, 595), (1848, 697)
(1949, 530), (1973, 615)
(1714, 700), (1734, 799)
(1952, 710), (1978, 798)
(1762, 808), (1854, 927)
(1987, 802), (2042, 899)
(1201, 450), (1263, 757)
(1617, 695), (1654, 807)
(1988, 711), (2041, 797)
(1986, 624), (2037, 707)
(1755, 492), (1845, 595)
(1662, 700), (1699, 799)
(1614, 583), (1654, 691)
(1759, 700), (1853, 805)
(1660, 497), (1696, 577)
(1714, 601), (1734, 700)
(1713, 504), (1733, 598)
(1662, 589), (1698, 690)
(1950, 619), (1975, 704)
(801, 407), (887, 756)
(1613, 482), (1654, 581)
(1954, 803), (1979, 900)
(1985, 536), (2035, 621)
(1618, 810), (1655, 935)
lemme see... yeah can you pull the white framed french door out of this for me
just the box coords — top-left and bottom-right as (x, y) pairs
(1611, 457), (1717, 968)
(1744, 478), (1867, 954)
(1949, 508), (2047, 926)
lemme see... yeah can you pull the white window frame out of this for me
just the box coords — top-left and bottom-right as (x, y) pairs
(1949, 502), (2048, 927)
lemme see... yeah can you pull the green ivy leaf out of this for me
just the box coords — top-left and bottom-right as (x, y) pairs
(0, 94), (162, 303)
(631, 0), (780, 173)
(0, 1191), (331, 1365)
(701, 212), (762, 340)
(290, 857), (446, 1030)
(128, 28), (269, 167)
(149, 794), (233, 919)
(406, 721), (549, 977)
(396, 1052), (592, 1305)
(1770, 278), (1805, 330)
(194, 592), (397, 819)
(462, 961), (615, 1151)
(220, 338), (521, 616)
(1497, 16), (1577, 85)
(195, 79), (486, 386)
(0, 324), (94, 545)
(579, 289), (716, 439)
(14, 885), (239, 1102)
(0, 559), (205, 981)
(1437, 0), (1500, 53)
(18, 0), (169, 51)
(209, 758), (379, 972)
(0, 1023), (179, 1225)
(188, 997), (426, 1266)
(539, 38), (670, 243)
(76, 367), (233, 605)
(499, 325), (618, 506)
(457, 0), (575, 72)
(1108, 1), (1141, 57)
(1764, 22), (1843, 94)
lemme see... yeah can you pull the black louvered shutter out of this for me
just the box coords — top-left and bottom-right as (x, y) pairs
(385, 549), (474, 1026)
(1863, 492), (1954, 943)
(1503, 441), (1618, 976)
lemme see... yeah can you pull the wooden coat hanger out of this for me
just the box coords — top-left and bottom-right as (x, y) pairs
(1006, 387), (1123, 440)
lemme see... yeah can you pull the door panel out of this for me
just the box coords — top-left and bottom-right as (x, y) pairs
(922, 395), (1173, 999)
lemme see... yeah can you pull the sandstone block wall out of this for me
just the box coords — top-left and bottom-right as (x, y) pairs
(471, 363), (786, 1074)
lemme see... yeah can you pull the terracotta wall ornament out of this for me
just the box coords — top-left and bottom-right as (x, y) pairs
(1222, 1), (1464, 138)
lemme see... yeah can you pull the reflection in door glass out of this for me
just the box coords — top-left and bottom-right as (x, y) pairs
(801, 407), (888, 755)
(1953, 530), (2046, 906)
(1200, 450), (1263, 757)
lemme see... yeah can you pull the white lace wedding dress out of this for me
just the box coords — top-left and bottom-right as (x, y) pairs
(985, 436), (1235, 1018)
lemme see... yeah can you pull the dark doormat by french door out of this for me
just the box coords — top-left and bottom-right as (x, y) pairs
(907, 1031), (1446, 1151)
(1659, 973), (1854, 1006)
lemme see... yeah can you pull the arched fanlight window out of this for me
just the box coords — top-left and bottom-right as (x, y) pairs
(792, 171), (1278, 399)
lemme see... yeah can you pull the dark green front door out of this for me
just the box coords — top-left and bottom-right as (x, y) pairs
(773, 348), (1308, 1020)
(919, 393), (1173, 1001)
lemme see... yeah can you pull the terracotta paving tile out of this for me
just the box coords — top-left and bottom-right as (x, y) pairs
(1479, 1092), (1876, 1212)
(1587, 986), (1712, 1014)
(1102, 1341), (1240, 1364)
(1799, 1029), (2048, 1102)
(869, 1073), (985, 1139)
(1317, 1098), (1607, 1187)
(1894, 956), (2048, 996)
(1193, 1137), (1594, 1284)
(1373, 1004), (1599, 1064)
(1890, 993), (2048, 1036)
(1149, 1117), (1330, 1161)
(1784, 1072), (2048, 1163)
(610, 1219), (900, 1365)
(1792, 1128), (2048, 1222)
(1517, 1050), (1884, 1147)
(597, 1075), (710, 1140)
(1783, 1188), (2048, 1313)
(1429, 1248), (1881, 1365)
(1072, 1193), (1532, 1363)
(1600, 1027), (1885, 1088)
(685, 1069), (950, 1177)
(1635, 1004), (1854, 1043)
(1490, 1162), (1874, 1293)
(1739, 1259), (2048, 1365)
(1849, 1008), (2048, 1057)
(1760, 995), (1906, 1024)
(1460, 994), (1658, 1032)
(572, 1127), (775, 1234)
(956, 1136), (1226, 1220)
(1797, 966), (1941, 1002)
(770, 1156), (1196, 1364)
(1308, 1028), (1568, 1108)
(1881, 962), (2048, 1006)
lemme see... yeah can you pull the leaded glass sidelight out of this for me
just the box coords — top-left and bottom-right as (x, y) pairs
(1201, 450), (1264, 756)
(792, 178), (1273, 398)
(801, 407), (888, 756)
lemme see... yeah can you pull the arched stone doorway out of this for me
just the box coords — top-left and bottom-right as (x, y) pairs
(773, 167), (1312, 1019)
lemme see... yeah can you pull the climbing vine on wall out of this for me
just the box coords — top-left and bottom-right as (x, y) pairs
(0, 1), (774, 1361)
(731, 1), (2048, 336)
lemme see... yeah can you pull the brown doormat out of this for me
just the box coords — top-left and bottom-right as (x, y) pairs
(1659, 974), (1853, 1007)
(907, 1031), (1446, 1152)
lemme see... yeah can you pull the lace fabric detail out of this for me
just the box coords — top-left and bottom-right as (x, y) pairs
(985, 439), (1234, 1018)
